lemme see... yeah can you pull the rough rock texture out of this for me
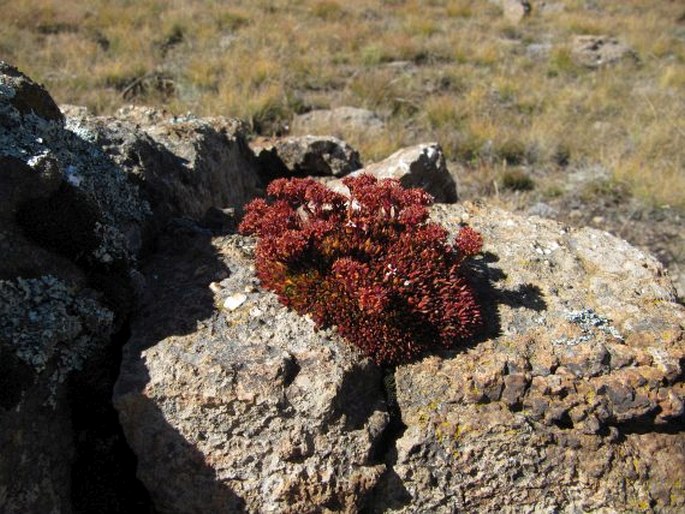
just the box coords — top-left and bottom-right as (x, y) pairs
(114, 223), (388, 513)
(292, 107), (385, 136)
(571, 35), (638, 68)
(1, 63), (260, 513)
(65, 105), (261, 223)
(0, 62), (140, 514)
(0, 276), (114, 514)
(116, 201), (683, 513)
(0, 61), (63, 122)
(374, 203), (685, 513)
(251, 135), (362, 182)
(327, 143), (458, 203)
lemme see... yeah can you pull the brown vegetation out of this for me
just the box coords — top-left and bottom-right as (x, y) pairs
(2, 0), (683, 209)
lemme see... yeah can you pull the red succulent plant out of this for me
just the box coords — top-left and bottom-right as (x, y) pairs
(239, 174), (483, 365)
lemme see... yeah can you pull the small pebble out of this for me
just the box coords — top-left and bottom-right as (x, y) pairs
(223, 293), (247, 311)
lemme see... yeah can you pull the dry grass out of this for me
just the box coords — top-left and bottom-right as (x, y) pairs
(2, 0), (683, 208)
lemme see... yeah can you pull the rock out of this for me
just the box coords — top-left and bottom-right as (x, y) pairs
(0, 63), (153, 513)
(65, 105), (261, 222)
(372, 203), (685, 513)
(115, 200), (683, 513)
(1, 64), (261, 513)
(251, 134), (362, 182)
(571, 35), (638, 68)
(0, 61), (63, 122)
(114, 226), (388, 513)
(327, 143), (458, 203)
(0, 276), (115, 514)
(292, 106), (385, 136)
(502, 0), (532, 24)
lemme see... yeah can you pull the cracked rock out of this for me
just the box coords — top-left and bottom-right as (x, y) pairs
(384, 203), (685, 513)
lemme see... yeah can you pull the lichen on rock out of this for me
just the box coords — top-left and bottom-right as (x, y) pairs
(0, 275), (113, 382)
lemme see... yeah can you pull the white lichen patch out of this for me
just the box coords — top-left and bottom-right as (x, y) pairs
(554, 308), (624, 346)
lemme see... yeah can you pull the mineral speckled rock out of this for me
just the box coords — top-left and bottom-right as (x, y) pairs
(1, 63), (262, 514)
(0, 276), (115, 514)
(370, 203), (685, 513)
(114, 224), (388, 513)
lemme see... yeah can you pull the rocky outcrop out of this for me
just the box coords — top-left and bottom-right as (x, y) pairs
(3, 61), (683, 514)
(571, 35), (638, 68)
(0, 61), (146, 514)
(114, 224), (387, 513)
(114, 201), (684, 512)
(326, 143), (458, 203)
(251, 135), (362, 182)
(0, 63), (261, 513)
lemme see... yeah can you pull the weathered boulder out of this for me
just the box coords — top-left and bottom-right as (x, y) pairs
(1, 63), (261, 513)
(327, 143), (458, 203)
(571, 35), (638, 68)
(375, 203), (685, 513)
(115, 201), (683, 513)
(66, 105), (261, 223)
(0, 62), (148, 513)
(0, 61), (63, 122)
(292, 107), (385, 136)
(114, 223), (388, 513)
(251, 134), (362, 182)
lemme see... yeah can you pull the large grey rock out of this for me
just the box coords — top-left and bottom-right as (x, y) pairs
(1, 64), (261, 513)
(114, 225), (387, 513)
(0, 62), (143, 514)
(251, 134), (362, 182)
(373, 203), (685, 513)
(327, 143), (458, 203)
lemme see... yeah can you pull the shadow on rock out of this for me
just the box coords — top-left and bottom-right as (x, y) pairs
(429, 250), (547, 362)
(131, 217), (232, 350)
(114, 216), (248, 511)
(472, 250), (546, 336)
(119, 395), (248, 513)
